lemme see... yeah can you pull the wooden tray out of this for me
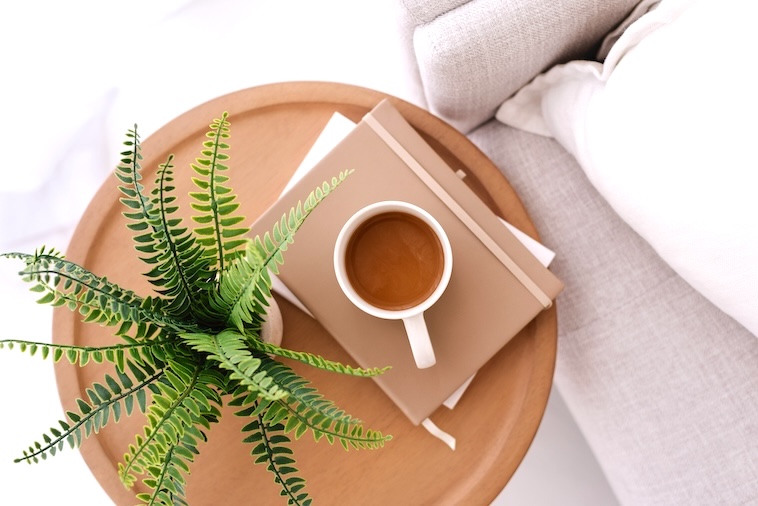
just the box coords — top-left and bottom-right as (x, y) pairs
(53, 82), (557, 505)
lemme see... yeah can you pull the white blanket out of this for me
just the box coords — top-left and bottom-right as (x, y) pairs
(497, 0), (758, 338)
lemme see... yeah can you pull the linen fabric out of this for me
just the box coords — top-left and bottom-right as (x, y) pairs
(398, 0), (472, 24)
(497, 0), (758, 338)
(468, 121), (758, 504)
(394, 0), (758, 503)
(399, 0), (640, 133)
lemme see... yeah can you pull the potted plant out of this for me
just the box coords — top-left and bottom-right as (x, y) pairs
(0, 112), (391, 505)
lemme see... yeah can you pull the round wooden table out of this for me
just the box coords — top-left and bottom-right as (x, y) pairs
(53, 82), (557, 505)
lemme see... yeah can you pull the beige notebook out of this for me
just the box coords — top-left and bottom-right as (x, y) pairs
(249, 100), (563, 425)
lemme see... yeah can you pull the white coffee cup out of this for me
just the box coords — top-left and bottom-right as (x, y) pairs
(333, 201), (453, 369)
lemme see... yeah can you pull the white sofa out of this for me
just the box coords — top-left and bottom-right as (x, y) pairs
(394, 1), (758, 504)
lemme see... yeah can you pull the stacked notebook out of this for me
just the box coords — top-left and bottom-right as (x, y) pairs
(249, 100), (563, 425)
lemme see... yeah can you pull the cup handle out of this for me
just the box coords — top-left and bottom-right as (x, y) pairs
(402, 313), (437, 369)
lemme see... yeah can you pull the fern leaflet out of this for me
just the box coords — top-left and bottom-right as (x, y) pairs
(119, 360), (221, 495)
(258, 356), (391, 450)
(190, 112), (249, 277)
(235, 400), (311, 506)
(212, 170), (352, 332)
(16, 361), (162, 464)
(0, 338), (173, 371)
(137, 434), (199, 506)
(245, 335), (390, 377)
(180, 331), (287, 402)
(2, 249), (200, 336)
(116, 131), (213, 319)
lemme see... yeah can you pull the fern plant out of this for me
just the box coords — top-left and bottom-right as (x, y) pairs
(0, 112), (391, 505)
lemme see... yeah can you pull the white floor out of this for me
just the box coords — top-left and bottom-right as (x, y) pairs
(0, 2), (617, 504)
(493, 387), (618, 506)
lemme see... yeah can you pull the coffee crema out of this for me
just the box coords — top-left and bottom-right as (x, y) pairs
(344, 211), (444, 311)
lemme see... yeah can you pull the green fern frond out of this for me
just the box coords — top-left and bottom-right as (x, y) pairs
(142, 157), (214, 317)
(180, 331), (287, 402)
(1, 108), (389, 505)
(135, 365), (221, 505)
(115, 126), (151, 235)
(228, 354), (390, 451)
(204, 239), (269, 330)
(115, 128), (213, 319)
(0, 338), (174, 371)
(211, 170), (353, 332)
(235, 401), (311, 506)
(15, 361), (162, 464)
(245, 336), (390, 377)
(275, 395), (390, 451)
(119, 361), (219, 491)
(3, 250), (201, 336)
(137, 432), (200, 506)
(190, 112), (249, 277)
(257, 356), (390, 450)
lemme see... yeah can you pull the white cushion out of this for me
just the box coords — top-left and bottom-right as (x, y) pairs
(497, 0), (758, 338)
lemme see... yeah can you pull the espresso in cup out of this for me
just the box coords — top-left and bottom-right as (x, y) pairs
(344, 211), (444, 311)
(334, 201), (453, 369)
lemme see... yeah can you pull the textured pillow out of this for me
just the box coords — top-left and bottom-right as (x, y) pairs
(497, 0), (758, 337)
(404, 0), (641, 133)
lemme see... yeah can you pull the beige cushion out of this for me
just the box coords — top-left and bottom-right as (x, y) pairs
(398, 0), (640, 132)
(399, 0), (472, 23)
(469, 120), (758, 505)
